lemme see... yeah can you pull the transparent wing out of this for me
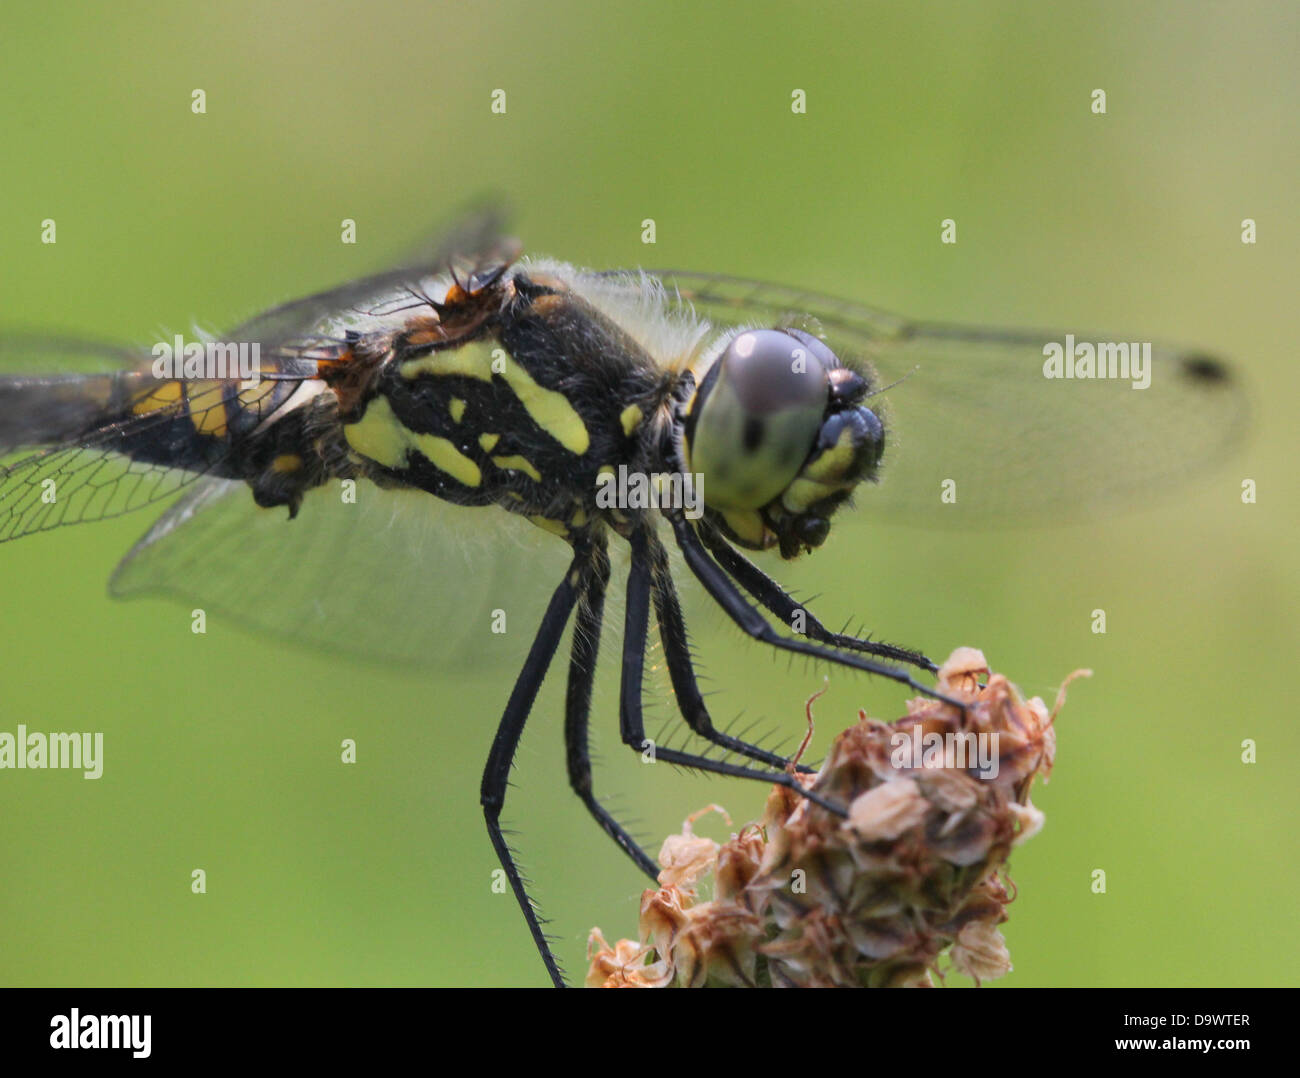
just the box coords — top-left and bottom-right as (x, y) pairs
(0, 336), (159, 458)
(0, 334), (145, 375)
(616, 271), (1250, 526)
(0, 338), (303, 542)
(109, 477), (571, 671)
(0, 447), (206, 543)
(224, 201), (514, 359)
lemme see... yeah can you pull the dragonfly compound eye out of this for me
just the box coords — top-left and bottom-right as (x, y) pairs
(687, 329), (830, 512)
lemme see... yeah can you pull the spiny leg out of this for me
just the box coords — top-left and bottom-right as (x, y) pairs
(645, 529), (814, 774)
(621, 527), (846, 817)
(564, 540), (659, 882)
(480, 543), (587, 988)
(697, 519), (936, 672)
(667, 513), (965, 711)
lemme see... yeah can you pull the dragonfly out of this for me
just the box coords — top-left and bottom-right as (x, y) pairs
(0, 211), (1246, 985)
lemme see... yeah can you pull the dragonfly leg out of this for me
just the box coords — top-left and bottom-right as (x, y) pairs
(564, 541), (659, 882)
(697, 520), (936, 672)
(645, 530), (816, 773)
(667, 513), (967, 713)
(620, 528), (846, 818)
(480, 544), (587, 988)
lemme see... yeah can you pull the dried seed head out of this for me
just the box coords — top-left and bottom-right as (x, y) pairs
(587, 649), (1089, 988)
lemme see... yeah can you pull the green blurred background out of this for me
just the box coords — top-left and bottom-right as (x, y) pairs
(1, 1), (1295, 987)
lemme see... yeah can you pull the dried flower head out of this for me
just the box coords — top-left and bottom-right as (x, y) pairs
(587, 648), (1088, 988)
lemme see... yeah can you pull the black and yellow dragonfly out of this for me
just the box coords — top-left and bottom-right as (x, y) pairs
(0, 212), (1246, 984)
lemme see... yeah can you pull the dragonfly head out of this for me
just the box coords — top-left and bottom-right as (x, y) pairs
(685, 327), (883, 558)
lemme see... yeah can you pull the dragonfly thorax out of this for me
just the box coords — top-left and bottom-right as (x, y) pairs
(332, 269), (673, 543)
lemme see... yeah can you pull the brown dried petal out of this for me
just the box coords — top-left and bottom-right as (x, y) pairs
(936, 646), (990, 694)
(585, 930), (673, 988)
(656, 832), (719, 891)
(844, 778), (928, 840)
(950, 920), (1013, 982)
(668, 902), (762, 988)
(1009, 799), (1046, 844)
(715, 826), (765, 902)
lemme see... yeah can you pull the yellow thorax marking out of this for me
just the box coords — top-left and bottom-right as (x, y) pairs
(343, 397), (481, 487)
(343, 397), (410, 470)
(413, 433), (481, 487)
(619, 403), (643, 437)
(400, 343), (590, 456)
(491, 454), (542, 482)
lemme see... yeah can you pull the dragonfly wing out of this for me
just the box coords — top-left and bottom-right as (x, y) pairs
(109, 477), (570, 671)
(224, 202), (515, 358)
(0, 334), (149, 375)
(0, 206), (514, 543)
(0, 446), (210, 543)
(638, 271), (1249, 526)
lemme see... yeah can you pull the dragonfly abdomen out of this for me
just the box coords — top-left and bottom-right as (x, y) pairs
(0, 361), (349, 523)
